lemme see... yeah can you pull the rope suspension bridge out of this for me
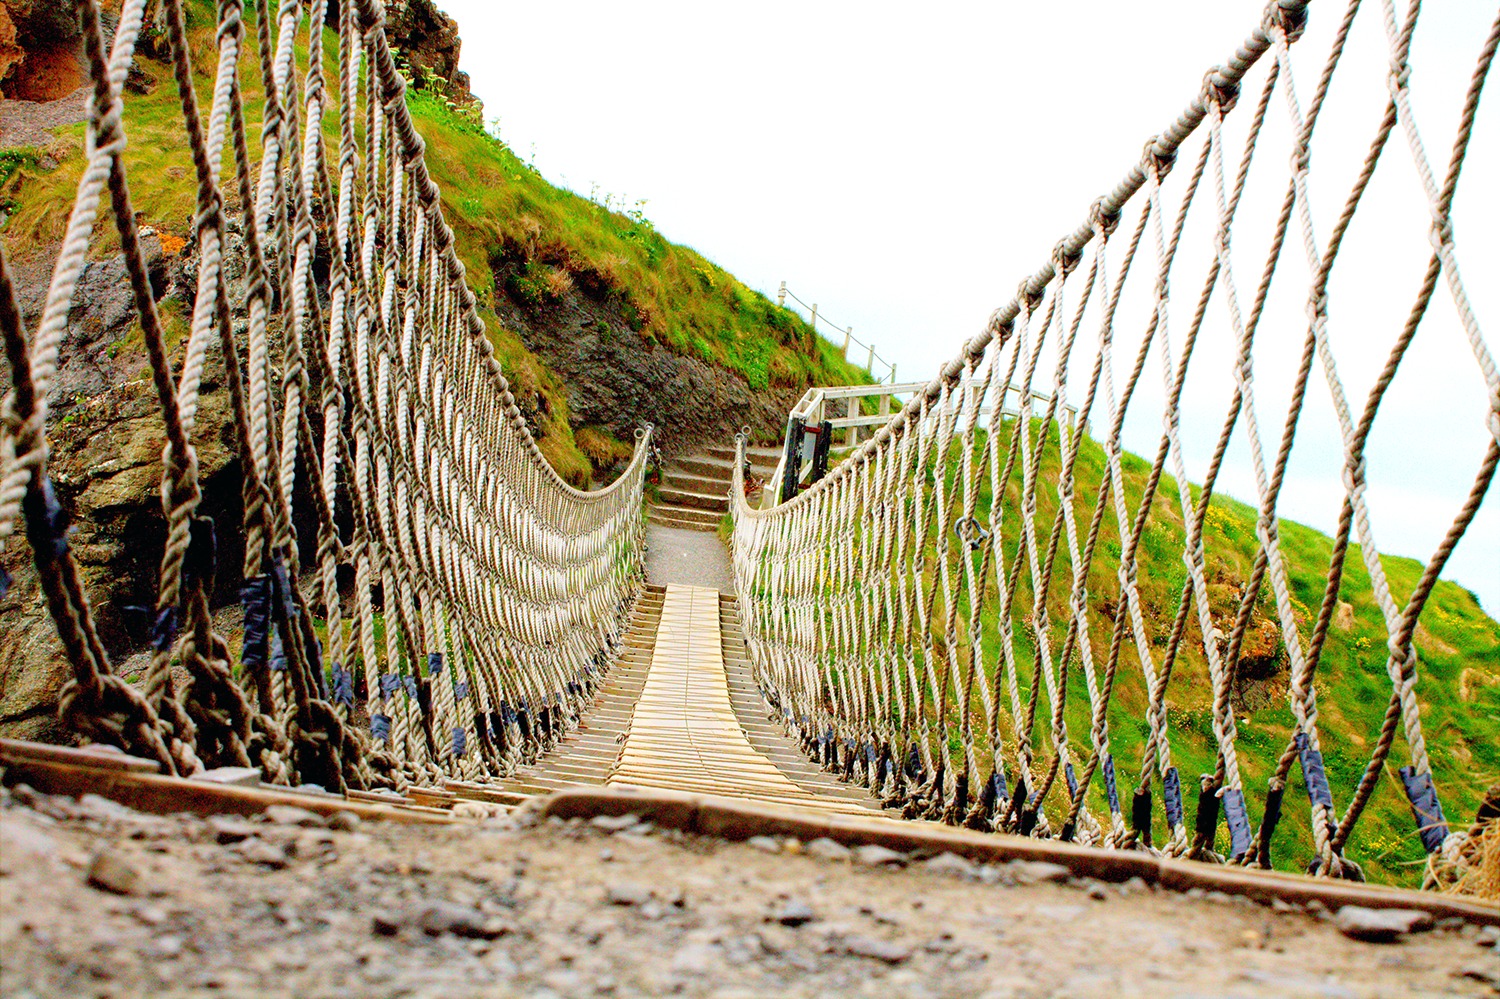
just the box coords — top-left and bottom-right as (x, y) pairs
(0, 0), (1496, 913)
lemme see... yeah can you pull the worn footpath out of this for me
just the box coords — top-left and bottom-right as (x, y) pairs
(2, 781), (1498, 999)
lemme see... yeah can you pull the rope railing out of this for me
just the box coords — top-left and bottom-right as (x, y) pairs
(778, 282), (899, 384)
(732, 0), (1499, 886)
(0, 0), (652, 792)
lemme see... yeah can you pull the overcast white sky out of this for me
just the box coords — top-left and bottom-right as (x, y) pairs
(440, 0), (1497, 614)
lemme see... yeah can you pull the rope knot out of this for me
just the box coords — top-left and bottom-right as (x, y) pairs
(1088, 198), (1121, 238)
(1141, 137), (1176, 179)
(1200, 69), (1241, 114)
(1263, 0), (1309, 44)
(1052, 239), (1082, 276)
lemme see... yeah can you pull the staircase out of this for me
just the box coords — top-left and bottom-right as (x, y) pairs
(649, 444), (782, 531)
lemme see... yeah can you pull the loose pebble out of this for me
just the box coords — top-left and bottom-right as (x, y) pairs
(804, 838), (853, 861)
(327, 811), (362, 833)
(606, 883), (651, 906)
(921, 852), (976, 878)
(589, 814), (639, 833)
(1334, 906), (1434, 943)
(262, 805), (326, 828)
(85, 849), (140, 896)
(776, 899), (816, 927)
(745, 835), (781, 854)
(1008, 860), (1071, 885)
(841, 934), (912, 964)
(852, 844), (905, 867)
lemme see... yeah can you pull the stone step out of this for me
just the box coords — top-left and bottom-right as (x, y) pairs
(660, 470), (733, 496)
(657, 485), (728, 512)
(672, 453), (779, 479)
(648, 504), (722, 531)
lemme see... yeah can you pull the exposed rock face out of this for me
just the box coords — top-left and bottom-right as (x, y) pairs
(384, 0), (473, 105)
(0, 233), (245, 742)
(0, 0), (86, 102)
(492, 271), (800, 462)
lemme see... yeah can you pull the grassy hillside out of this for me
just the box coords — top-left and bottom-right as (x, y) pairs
(0, 2), (865, 482)
(867, 418), (1500, 886)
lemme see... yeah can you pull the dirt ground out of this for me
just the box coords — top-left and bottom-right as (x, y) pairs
(1, 781), (1497, 999)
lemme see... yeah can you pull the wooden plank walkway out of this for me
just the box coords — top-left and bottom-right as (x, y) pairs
(606, 585), (875, 815)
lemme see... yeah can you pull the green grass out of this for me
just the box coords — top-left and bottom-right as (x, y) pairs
(0, 1), (867, 484)
(768, 417), (1500, 886)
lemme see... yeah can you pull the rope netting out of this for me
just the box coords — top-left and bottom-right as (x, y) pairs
(732, 0), (1498, 884)
(0, 0), (651, 792)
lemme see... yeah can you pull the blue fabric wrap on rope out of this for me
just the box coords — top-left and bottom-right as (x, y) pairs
(1103, 754), (1121, 814)
(905, 744), (922, 779)
(240, 574), (271, 673)
(1398, 766), (1449, 853)
(993, 767), (1009, 805)
(452, 727), (467, 758)
(454, 681), (469, 701)
(268, 626), (287, 672)
(22, 475), (70, 564)
(1222, 787), (1252, 859)
(865, 741), (877, 764)
(1294, 732), (1335, 809)
(403, 676), (418, 699)
(1163, 767), (1184, 828)
(1065, 762), (1079, 799)
(427, 652), (443, 677)
(379, 673), (400, 700)
(370, 713), (391, 743)
(152, 606), (178, 654)
(0, 564), (10, 600)
(330, 664), (354, 707)
(499, 701), (514, 725)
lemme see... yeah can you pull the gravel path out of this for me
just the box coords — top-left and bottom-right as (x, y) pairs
(0, 87), (89, 150)
(646, 522), (733, 592)
(2, 783), (1497, 998)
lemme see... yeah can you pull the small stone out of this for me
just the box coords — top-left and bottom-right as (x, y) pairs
(590, 814), (640, 832)
(782, 839), (802, 855)
(1009, 860), (1071, 885)
(1087, 883), (1109, 901)
(235, 838), (289, 869)
(1335, 906), (1434, 943)
(1457, 965), (1500, 988)
(151, 935), (184, 958)
(371, 913), (402, 937)
(1121, 876), (1149, 895)
(1477, 925), (1499, 947)
(842, 934), (912, 964)
(746, 835), (781, 854)
(193, 767), (262, 787)
(86, 849), (140, 895)
(853, 844), (905, 867)
(327, 811), (362, 833)
(418, 901), (510, 939)
(606, 883), (651, 906)
(208, 816), (256, 845)
(922, 852), (976, 878)
(262, 805), (326, 828)
(805, 838), (853, 861)
(777, 899), (816, 927)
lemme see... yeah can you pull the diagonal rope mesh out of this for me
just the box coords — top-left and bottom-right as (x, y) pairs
(0, 0), (651, 792)
(732, 0), (1498, 884)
